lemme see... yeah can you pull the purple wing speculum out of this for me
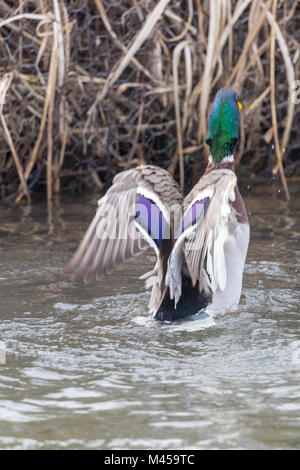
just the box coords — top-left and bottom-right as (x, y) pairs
(176, 197), (210, 239)
(135, 194), (169, 248)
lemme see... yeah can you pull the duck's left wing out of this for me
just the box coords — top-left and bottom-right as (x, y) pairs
(166, 169), (237, 305)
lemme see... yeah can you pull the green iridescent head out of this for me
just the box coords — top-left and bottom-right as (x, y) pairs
(206, 88), (242, 163)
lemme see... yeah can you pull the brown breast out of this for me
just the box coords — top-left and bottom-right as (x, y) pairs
(231, 186), (248, 224)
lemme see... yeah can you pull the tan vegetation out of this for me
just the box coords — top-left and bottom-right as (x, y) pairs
(0, 0), (299, 204)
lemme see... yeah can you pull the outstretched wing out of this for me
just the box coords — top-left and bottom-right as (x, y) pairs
(166, 169), (237, 305)
(65, 165), (182, 283)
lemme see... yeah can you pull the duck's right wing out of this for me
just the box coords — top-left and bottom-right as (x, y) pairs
(65, 165), (183, 283)
(165, 169), (237, 306)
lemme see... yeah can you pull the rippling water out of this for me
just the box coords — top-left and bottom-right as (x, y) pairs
(0, 183), (299, 450)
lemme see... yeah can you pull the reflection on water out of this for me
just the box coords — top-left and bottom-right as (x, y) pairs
(0, 183), (299, 450)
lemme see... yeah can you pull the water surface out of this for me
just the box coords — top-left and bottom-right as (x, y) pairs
(0, 183), (299, 450)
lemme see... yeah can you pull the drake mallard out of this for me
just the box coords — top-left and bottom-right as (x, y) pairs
(66, 88), (249, 321)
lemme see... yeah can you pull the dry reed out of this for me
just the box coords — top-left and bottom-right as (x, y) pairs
(0, 0), (298, 204)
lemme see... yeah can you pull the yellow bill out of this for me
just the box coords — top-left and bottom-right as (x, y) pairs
(238, 101), (243, 111)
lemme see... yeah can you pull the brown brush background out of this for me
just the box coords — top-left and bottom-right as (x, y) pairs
(0, 0), (299, 204)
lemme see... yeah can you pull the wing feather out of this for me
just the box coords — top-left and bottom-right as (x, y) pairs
(184, 170), (236, 292)
(65, 165), (183, 283)
(165, 169), (237, 305)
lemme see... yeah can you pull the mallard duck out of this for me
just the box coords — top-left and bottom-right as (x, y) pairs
(66, 88), (249, 321)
